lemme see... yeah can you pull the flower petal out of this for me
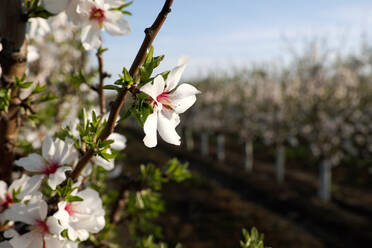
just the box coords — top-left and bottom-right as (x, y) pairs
(81, 24), (101, 50)
(93, 155), (114, 171)
(42, 0), (69, 14)
(14, 154), (45, 173)
(140, 75), (165, 101)
(48, 166), (72, 190)
(143, 112), (158, 148)
(103, 11), (131, 36)
(108, 133), (127, 150)
(42, 136), (55, 162)
(173, 95), (197, 114)
(165, 56), (189, 91)
(157, 112), (181, 146)
(10, 231), (42, 248)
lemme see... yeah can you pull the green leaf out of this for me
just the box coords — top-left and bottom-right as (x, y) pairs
(18, 81), (33, 88)
(65, 195), (84, 202)
(31, 82), (46, 94)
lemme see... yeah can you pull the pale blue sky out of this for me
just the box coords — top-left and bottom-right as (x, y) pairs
(100, 0), (372, 79)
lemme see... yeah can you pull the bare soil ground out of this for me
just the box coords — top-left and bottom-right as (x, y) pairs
(123, 128), (372, 248)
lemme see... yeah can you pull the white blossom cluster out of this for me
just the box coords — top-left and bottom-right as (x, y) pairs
(0, 137), (107, 248)
(185, 42), (372, 166)
(41, 0), (131, 50)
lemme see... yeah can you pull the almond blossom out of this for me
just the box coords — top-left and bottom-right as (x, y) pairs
(15, 136), (78, 190)
(41, 0), (76, 14)
(54, 188), (106, 241)
(75, 0), (131, 50)
(0, 175), (41, 218)
(140, 56), (200, 147)
(5, 200), (65, 248)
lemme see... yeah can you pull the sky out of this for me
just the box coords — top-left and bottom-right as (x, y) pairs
(101, 0), (372, 80)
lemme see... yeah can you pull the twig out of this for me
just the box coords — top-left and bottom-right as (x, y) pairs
(96, 46), (106, 115)
(70, 0), (174, 180)
(109, 175), (142, 225)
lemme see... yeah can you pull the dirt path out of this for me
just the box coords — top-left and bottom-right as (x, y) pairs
(123, 128), (372, 248)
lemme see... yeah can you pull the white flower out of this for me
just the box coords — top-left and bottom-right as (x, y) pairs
(5, 200), (65, 248)
(41, 0), (72, 14)
(15, 136), (78, 190)
(75, 0), (131, 50)
(0, 241), (11, 248)
(140, 56), (200, 147)
(0, 175), (41, 216)
(28, 17), (51, 39)
(54, 188), (105, 241)
(27, 45), (40, 63)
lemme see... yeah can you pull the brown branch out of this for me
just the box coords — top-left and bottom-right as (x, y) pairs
(109, 175), (142, 225)
(96, 47), (106, 115)
(70, 0), (174, 180)
(0, 0), (27, 182)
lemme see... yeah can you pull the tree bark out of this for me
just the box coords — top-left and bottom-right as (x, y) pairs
(0, 0), (27, 182)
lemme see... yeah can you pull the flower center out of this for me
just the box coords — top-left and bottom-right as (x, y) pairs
(43, 161), (60, 176)
(90, 6), (105, 25)
(0, 192), (14, 213)
(155, 91), (173, 110)
(35, 220), (49, 234)
(65, 202), (75, 216)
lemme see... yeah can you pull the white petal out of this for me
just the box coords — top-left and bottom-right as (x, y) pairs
(165, 56), (189, 91)
(46, 216), (64, 236)
(171, 83), (200, 99)
(13, 175), (43, 200)
(54, 202), (70, 224)
(157, 112), (181, 146)
(108, 133), (127, 150)
(42, 136), (55, 162)
(0, 241), (12, 248)
(103, 11), (131, 36)
(5, 200), (47, 225)
(140, 75), (165, 101)
(42, 0), (69, 13)
(0, 181), (7, 199)
(10, 231), (42, 248)
(66, 0), (82, 24)
(48, 166), (72, 190)
(173, 95), (197, 114)
(143, 112), (158, 148)
(81, 24), (102, 50)
(93, 155), (114, 170)
(44, 234), (65, 248)
(14, 154), (45, 172)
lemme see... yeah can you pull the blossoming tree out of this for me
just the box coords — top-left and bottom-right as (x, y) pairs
(0, 0), (206, 247)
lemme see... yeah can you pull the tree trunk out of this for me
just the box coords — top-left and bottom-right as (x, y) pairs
(275, 144), (285, 184)
(318, 159), (332, 202)
(217, 134), (225, 161)
(0, 0), (27, 182)
(200, 132), (208, 156)
(185, 128), (194, 151)
(244, 141), (253, 172)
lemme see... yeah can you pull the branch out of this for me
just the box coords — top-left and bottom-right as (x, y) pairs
(0, 0), (27, 182)
(70, 0), (174, 180)
(96, 47), (106, 115)
(110, 175), (142, 225)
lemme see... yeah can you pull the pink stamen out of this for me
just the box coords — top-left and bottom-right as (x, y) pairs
(155, 91), (173, 110)
(43, 162), (60, 176)
(0, 192), (14, 212)
(65, 203), (75, 216)
(35, 220), (49, 234)
(90, 6), (105, 25)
